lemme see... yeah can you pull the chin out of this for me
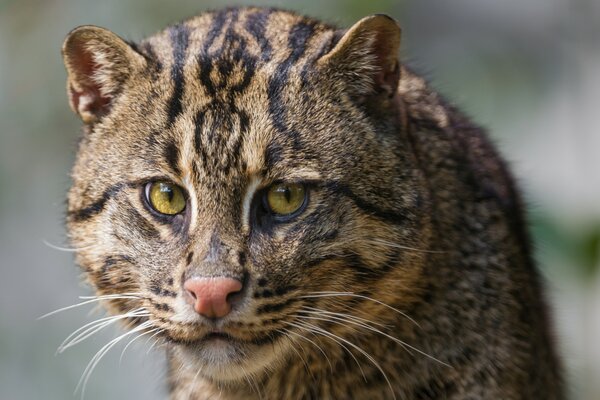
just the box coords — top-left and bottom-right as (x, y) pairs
(171, 334), (288, 383)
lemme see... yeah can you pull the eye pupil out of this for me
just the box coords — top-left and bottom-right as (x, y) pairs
(147, 181), (186, 216)
(266, 183), (306, 218)
(284, 188), (291, 203)
(161, 185), (175, 201)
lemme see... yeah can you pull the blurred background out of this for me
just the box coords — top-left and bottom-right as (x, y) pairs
(1, 0), (598, 398)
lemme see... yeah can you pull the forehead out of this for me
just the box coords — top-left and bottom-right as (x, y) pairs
(120, 9), (342, 182)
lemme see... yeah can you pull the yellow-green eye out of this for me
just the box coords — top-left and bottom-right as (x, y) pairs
(146, 181), (186, 215)
(266, 183), (307, 217)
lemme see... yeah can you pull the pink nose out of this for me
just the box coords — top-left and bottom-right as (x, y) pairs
(183, 277), (243, 319)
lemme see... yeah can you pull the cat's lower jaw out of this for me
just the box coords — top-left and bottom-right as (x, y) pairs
(170, 335), (287, 383)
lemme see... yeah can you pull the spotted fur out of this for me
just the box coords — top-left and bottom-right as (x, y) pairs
(62, 7), (563, 399)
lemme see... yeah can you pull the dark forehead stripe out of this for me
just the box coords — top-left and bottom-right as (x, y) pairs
(267, 21), (316, 150)
(166, 23), (191, 126)
(192, 10), (260, 175)
(141, 42), (163, 72)
(300, 30), (339, 83)
(245, 8), (274, 62)
(192, 11), (233, 168)
(197, 9), (229, 97)
(164, 139), (182, 176)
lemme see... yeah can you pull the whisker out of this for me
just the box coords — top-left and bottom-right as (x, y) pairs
(76, 320), (154, 398)
(301, 306), (389, 329)
(78, 293), (143, 300)
(297, 313), (450, 368)
(297, 313), (407, 356)
(239, 364), (264, 400)
(42, 239), (98, 253)
(58, 308), (150, 353)
(275, 328), (314, 379)
(186, 365), (203, 400)
(284, 320), (367, 383)
(290, 319), (397, 400)
(38, 294), (143, 320)
(298, 310), (409, 352)
(58, 315), (126, 354)
(278, 327), (333, 373)
(147, 335), (165, 354)
(119, 327), (161, 363)
(145, 329), (165, 354)
(302, 291), (421, 328)
(365, 238), (446, 254)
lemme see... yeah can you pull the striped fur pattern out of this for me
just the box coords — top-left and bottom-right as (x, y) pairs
(62, 7), (563, 399)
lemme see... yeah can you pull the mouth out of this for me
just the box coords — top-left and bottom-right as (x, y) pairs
(165, 327), (288, 382)
(199, 331), (236, 343)
(168, 329), (251, 364)
(166, 330), (239, 346)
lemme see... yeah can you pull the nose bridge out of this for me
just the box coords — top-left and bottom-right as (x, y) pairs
(194, 174), (243, 233)
(185, 226), (245, 281)
(186, 173), (246, 279)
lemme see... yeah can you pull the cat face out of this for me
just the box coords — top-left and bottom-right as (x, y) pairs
(64, 8), (431, 382)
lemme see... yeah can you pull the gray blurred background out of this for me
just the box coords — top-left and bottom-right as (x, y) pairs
(1, 0), (598, 399)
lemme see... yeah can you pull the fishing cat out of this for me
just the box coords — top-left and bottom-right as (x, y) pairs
(61, 6), (563, 399)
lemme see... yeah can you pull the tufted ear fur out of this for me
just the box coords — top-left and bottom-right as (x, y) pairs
(62, 26), (146, 124)
(318, 14), (401, 99)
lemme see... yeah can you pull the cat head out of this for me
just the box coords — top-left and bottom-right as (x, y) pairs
(63, 7), (431, 382)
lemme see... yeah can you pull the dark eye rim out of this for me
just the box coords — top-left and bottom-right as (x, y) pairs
(261, 181), (309, 223)
(142, 180), (189, 219)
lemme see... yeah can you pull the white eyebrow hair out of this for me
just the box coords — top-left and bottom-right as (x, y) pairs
(241, 176), (262, 234)
(179, 116), (198, 232)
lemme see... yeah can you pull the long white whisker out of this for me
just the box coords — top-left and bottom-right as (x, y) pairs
(285, 320), (367, 382)
(298, 310), (409, 350)
(301, 306), (389, 329)
(58, 307), (148, 347)
(58, 308), (149, 353)
(275, 328), (314, 379)
(279, 327), (333, 373)
(291, 319), (397, 400)
(365, 238), (446, 254)
(78, 293), (143, 300)
(302, 291), (421, 328)
(239, 363), (264, 400)
(119, 327), (161, 363)
(76, 320), (153, 398)
(150, 334), (169, 353)
(145, 329), (165, 354)
(186, 365), (203, 400)
(38, 294), (143, 320)
(42, 239), (97, 253)
(297, 313), (450, 368)
(58, 315), (127, 354)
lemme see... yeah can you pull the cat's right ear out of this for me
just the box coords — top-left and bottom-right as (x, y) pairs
(62, 26), (146, 124)
(317, 15), (401, 100)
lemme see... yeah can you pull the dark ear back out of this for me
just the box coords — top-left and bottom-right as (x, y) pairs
(318, 14), (401, 98)
(62, 26), (146, 123)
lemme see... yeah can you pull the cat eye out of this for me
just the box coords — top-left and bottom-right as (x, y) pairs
(264, 183), (307, 218)
(145, 181), (186, 216)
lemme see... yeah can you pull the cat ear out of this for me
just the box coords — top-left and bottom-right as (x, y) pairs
(62, 26), (146, 124)
(318, 14), (401, 98)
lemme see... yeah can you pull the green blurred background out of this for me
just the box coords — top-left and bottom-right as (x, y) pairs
(1, 0), (598, 399)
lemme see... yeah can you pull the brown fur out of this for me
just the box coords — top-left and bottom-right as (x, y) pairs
(62, 7), (563, 399)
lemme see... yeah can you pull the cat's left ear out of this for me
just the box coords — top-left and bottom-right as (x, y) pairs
(62, 26), (146, 124)
(318, 14), (401, 98)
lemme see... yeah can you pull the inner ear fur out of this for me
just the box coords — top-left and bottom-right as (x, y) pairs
(318, 14), (401, 98)
(62, 25), (146, 124)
